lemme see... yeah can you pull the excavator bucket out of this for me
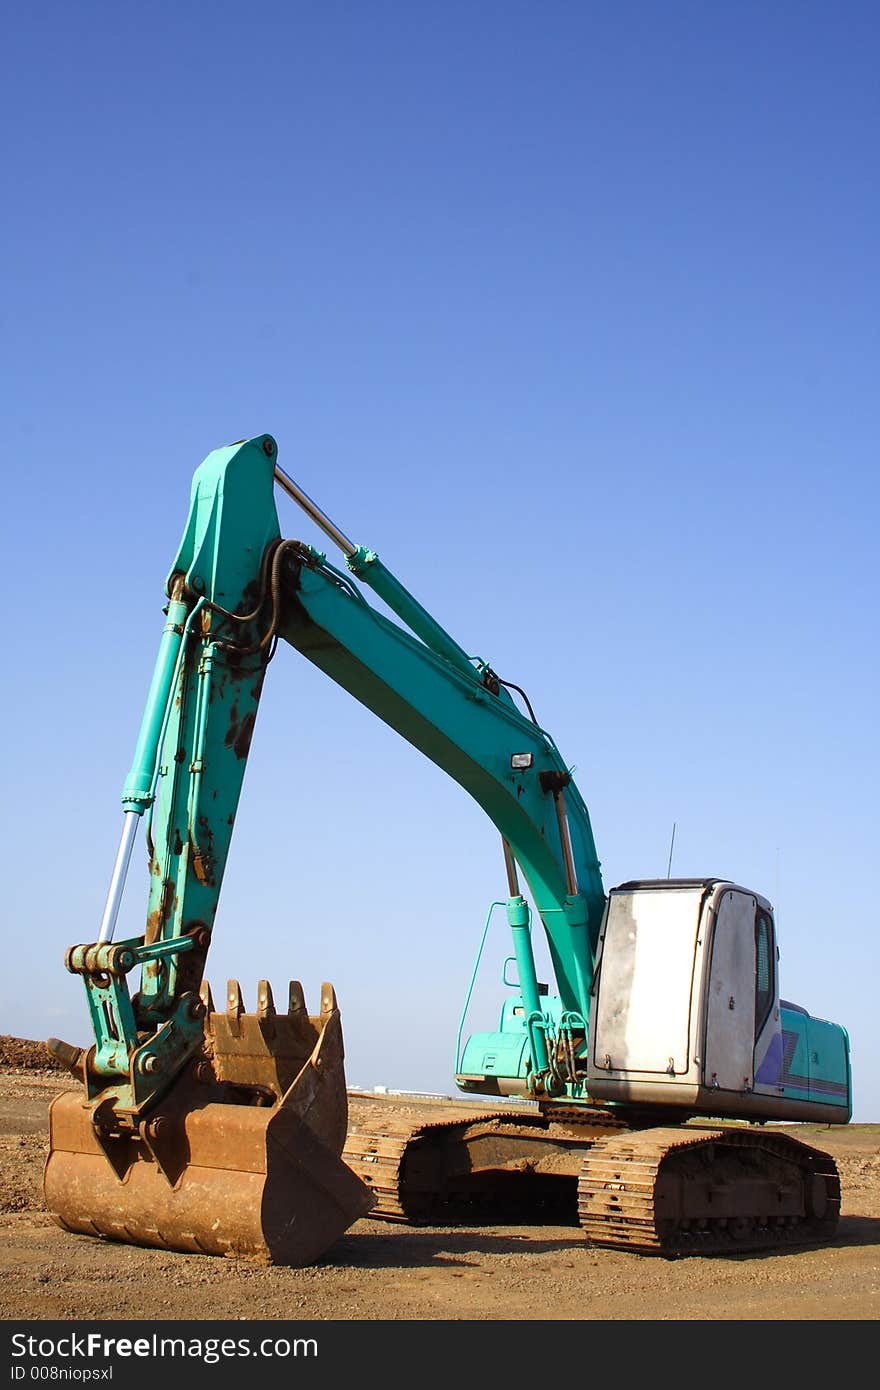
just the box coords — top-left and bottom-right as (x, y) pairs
(44, 981), (374, 1265)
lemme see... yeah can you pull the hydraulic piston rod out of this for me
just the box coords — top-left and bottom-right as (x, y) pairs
(96, 811), (141, 944)
(274, 464), (357, 558)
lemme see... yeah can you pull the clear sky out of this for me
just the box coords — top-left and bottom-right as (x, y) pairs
(3, 3), (878, 1119)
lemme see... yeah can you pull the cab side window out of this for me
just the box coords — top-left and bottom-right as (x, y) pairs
(755, 910), (775, 1034)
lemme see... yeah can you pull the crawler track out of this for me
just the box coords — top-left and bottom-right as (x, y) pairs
(344, 1107), (842, 1256)
(343, 1105), (624, 1223)
(577, 1127), (841, 1255)
(342, 1114), (426, 1221)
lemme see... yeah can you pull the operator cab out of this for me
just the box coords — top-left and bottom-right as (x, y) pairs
(587, 879), (851, 1123)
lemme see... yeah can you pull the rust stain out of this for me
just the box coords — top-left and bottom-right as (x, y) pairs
(224, 701), (240, 749)
(191, 818), (216, 887)
(145, 879), (175, 945)
(192, 855), (210, 886)
(236, 576), (262, 617)
(233, 710), (256, 760)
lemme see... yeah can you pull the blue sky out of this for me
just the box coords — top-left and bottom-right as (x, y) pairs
(3, 3), (878, 1119)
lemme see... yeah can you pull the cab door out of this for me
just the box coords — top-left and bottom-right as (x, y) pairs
(703, 889), (757, 1093)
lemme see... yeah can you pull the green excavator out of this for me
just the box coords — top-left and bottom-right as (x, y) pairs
(45, 435), (852, 1263)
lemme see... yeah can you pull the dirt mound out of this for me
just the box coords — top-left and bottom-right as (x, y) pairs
(0, 1037), (65, 1072)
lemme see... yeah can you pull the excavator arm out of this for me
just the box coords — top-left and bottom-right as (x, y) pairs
(74, 434), (605, 1106)
(45, 433), (604, 1261)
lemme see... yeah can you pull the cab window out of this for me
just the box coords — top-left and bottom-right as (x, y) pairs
(755, 910), (775, 1034)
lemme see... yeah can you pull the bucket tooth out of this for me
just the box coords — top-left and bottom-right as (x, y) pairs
(320, 982), (337, 1018)
(226, 979), (244, 1035)
(47, 1037), (86, 1078)
(288, 980), (307, 1017)
(199, 979), (215, 1015)
(257, 980), (276, 1035)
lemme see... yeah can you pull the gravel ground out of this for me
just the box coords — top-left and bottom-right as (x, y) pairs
(1, 1038), (878, 1322)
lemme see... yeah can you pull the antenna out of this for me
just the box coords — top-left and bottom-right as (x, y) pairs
(666, 821), (677, 879)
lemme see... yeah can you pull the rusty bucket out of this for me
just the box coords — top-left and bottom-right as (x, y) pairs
(44, 981), (374, 1265)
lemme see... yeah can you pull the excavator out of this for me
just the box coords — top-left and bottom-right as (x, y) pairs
(45, 434), (852, 1264)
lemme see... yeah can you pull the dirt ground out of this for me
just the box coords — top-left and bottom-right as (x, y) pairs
(1, 1037), (878, 1322)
